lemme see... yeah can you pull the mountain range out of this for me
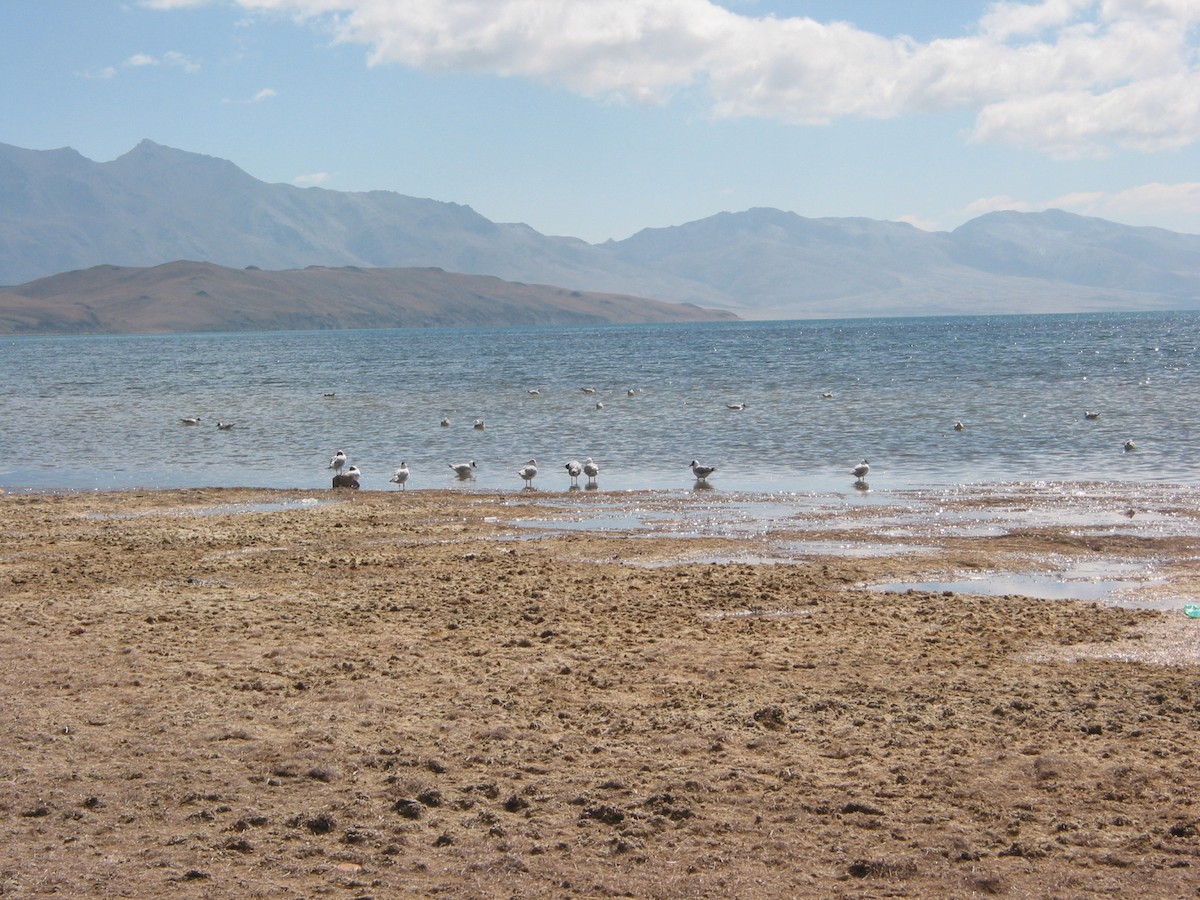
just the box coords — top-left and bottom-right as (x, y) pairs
(2, 139), (1199, 323)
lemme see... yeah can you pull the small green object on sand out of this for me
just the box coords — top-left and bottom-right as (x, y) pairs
(1184, 604), (1200, 619)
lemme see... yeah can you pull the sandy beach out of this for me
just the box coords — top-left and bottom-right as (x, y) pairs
(2, 484), (1199, 898)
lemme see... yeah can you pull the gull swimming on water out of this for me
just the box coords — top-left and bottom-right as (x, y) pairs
(328, 450), (347, 474)
(180, 416), (202, 426)
(1124, 440), (1137, 452)
(565, 459), (582, 486)
(216, 421), (234, 430)
(583, 457), (600, 486)
(474, 419), (485, 430)
(689, 460), (716, 481)
(528, 388), (541, 396)
(954, 421), (965, 431)
(450, 460), (477, 478)
(390, 462), (410, 489)
(1085, 410), (1100, 420)
(851, 459), (870, 480)
(440, 417), (451, 427)
(726, 402), (746, 411)
(518, 458), (538, 488)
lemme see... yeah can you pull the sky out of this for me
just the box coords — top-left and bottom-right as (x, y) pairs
(5, 0), (1200, 243)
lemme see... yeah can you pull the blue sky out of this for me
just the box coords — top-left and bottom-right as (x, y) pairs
(6, 0), (1200, 242)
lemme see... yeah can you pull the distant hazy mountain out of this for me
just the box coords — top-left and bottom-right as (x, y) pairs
(0, 260), (737, 334)
(2, 139), (1199, 319)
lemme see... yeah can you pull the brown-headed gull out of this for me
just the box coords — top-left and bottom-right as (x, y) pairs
(518, 458), (538, 488)
(583, 457), (600, 486)
(450, 460), (477, 478)
(390, 462), (410, 489)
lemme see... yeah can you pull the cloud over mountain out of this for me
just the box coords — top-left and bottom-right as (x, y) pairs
(142, 0), (1200, 157)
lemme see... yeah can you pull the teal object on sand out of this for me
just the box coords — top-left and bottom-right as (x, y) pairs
(1185, 604), (1200, 618)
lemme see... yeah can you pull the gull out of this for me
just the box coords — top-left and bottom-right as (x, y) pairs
(344, 465), (361, 480)
(627, 388), (636, 396)
(450, 460), (477, 478)
(390, 462), (410, 490)
(474, 419), (485, 430)
(820, 392), (834, 399)
(1124, 440), (1137, 452)
(689, 459), (716, 481)
(727, 402), (746, 411)
(440, 417), (451, 427)
(216, 421), (234, 430)
(327, 450), (347, 474)
(583, 457), (600, 486)
(323, 392), (336, 398)
(954, 421), (965, 431)
(527, 388), (541, 396)
(1085, 410), (1100, 420)
(180, 416), (202, 426)
(851, 459), (870, 480)
(595, 401), (604, 410)
(565, 459), (582, 486)
(518, 458), (538, 488)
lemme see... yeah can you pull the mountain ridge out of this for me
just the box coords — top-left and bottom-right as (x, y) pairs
(2, 140), (1199, 319)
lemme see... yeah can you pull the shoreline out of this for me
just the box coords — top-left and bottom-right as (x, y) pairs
(2, 486), (1199, 896)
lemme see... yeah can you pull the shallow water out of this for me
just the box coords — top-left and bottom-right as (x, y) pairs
(1, 312), (1197, 494)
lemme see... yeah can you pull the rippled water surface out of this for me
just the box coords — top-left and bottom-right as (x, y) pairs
(2, 312), (1196, 493)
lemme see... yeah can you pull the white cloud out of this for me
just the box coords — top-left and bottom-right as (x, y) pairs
(221, 87), (280, 104)
(148, 0), (1200, 156)
(293, 171), (333, 186)
(123, 50), (201, 73)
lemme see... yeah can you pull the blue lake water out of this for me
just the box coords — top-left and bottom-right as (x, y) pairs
(1, 312), (1196, 494)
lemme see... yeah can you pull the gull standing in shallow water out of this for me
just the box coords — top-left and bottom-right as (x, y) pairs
(450, 460), (477, 478)
(565, 459), (582, 487)
(689, 460), (716, 482)
(390, 462), (410, 490)
(583, 457), (600, 487)
(851, 459), (870, 480)
(518, 458), (538, 488)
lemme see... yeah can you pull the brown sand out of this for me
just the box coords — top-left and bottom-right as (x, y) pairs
(2, 485), (1199, 898)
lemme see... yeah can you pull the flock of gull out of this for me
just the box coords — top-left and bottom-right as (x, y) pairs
(181, 396), (1134, 492)
(323, 448), (689, 492)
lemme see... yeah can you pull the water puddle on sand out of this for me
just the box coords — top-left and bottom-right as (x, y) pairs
(869, 559), (1177, 609)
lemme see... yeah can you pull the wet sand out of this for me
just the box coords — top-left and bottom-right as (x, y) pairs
(2, 485), (1199, 897)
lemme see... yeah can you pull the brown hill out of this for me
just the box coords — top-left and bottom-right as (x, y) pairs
(0, 260), (737, 334)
